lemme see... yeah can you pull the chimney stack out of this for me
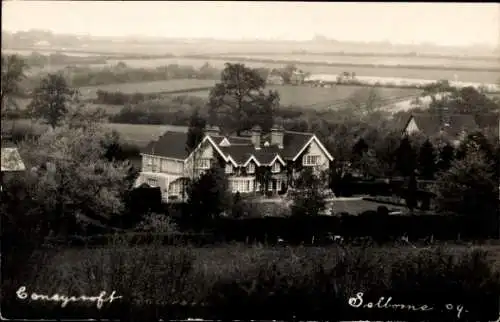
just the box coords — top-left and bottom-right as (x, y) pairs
(204, 125), (221, 137)
(271, 124), (284, 149)
(251, 125), (262, 150)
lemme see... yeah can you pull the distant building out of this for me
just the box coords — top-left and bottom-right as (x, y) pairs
(402, 114), (478, 146)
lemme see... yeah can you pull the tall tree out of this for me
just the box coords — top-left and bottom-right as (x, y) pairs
(187, 162), (230, 222)
(208, 63), (279, 135)
(10, 122), (135, 236)
(28, 73), (77, 129)
(280, 63), (297, 84)
(395, 136), (417, 177)
(1, 54), (29, 129)
(405, 173), (418, 212)
(436, 143), (455, 173)
(418, 139), (437, 180)
(290, 168), (326, 217)
(186, 108), (207, 154)
(431, 146), (499, 237)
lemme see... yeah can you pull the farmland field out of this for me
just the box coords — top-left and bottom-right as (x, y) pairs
(78, 79), (218, 99)
(3, 119), (187, 147)
(211, 53), (500, 69)
(92, 57), (499, 83)
(78, 81), (423, 108)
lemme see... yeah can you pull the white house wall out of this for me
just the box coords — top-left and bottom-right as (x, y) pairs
(405, 117), (420, 135)
(302, 139), (330, 171)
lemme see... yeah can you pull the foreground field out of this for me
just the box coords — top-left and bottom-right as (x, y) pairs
(4, 242), (498, 320)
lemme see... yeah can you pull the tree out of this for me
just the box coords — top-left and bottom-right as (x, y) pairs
(186, 108), (207, 154)
(28, 73), (77, 129)
(7, 122), (135, 236)
(208, 63), (279, 135)
(395, 136), (417, 177)
(347, 87), (383, 117)
(1, 54), (28, 115)
(456, 131), (495, 163)
(405, 173), (418, 212)
(418, 139), (437, 180)
(352, 138), (369, 158)
(431, 145), (499, 237)
(187, 162), (230, 222)
(280, 64), (297, 84)
(290, 168), (326, 217)
(436, 143), (455, 172)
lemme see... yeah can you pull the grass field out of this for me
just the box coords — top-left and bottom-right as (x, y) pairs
(3, 119), (187, 147)
(215, 53), (500, 69)
(88, 57), (499, 83)
(77, 80), (423, 108)
(78, 79), (218, 99)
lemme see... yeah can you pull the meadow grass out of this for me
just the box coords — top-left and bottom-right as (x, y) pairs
(77, 81), (422, 107)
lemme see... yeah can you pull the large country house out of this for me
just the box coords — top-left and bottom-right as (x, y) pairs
(136, 125), (334, 202)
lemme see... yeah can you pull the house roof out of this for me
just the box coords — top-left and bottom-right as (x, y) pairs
(404, 114), (478, 138)
(1, 147), (26, 172)
(142, 129), (328, 165)
(141, 131), (190, 160)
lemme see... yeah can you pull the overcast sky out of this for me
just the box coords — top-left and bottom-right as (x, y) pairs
(3, 1), (499, 46)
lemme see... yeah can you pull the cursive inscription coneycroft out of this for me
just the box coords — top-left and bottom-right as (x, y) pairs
(16, 286), (122, 309)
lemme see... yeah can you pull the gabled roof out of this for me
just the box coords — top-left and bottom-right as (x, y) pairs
(142, 129), (333, 165)
(404, 114), (478, 138)
(279, 131), (315, 160)
(1, 147), (26, 172)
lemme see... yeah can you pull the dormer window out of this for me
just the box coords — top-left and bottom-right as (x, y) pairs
(247, 162), (255, 174)
(225, 163), (233, 174)
(271, 162), (280, 173)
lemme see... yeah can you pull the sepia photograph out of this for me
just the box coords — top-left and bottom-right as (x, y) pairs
(1, 1), (499, 320)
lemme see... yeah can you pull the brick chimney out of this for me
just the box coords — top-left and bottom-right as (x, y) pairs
(270, 124), (284, 149)
(204, 125), (220, 136)
(251, 125), (262, 150)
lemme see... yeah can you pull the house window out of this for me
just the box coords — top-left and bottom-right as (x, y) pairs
(271, 162), (280, 173)
(225, 163), (233, 174)
(144, 156), (152, 166)
(170, 182), (182, 195)
(247, 163), (255, 174)
(147, 178), (158, 187)
(197, 158), (211, 169)
(303, 155), (320, 166)
(231, 179), (252, 193)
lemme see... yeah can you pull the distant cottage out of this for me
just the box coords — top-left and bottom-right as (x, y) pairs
(136, 125), (333, 202)
(402, 113), (478, 145)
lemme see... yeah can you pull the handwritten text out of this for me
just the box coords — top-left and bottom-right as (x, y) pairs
(16, 286), (122, 310)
